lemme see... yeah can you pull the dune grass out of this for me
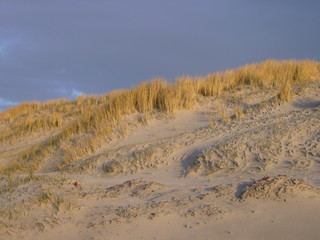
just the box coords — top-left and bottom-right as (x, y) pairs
(0, 59), (319, 174)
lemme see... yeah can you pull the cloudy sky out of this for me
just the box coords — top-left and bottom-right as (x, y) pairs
(0, 0), (319, 110)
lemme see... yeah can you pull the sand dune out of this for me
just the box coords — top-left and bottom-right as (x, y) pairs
(0, 81), (319, 240)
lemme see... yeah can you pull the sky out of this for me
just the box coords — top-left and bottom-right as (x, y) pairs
(1, 0), (320, 110)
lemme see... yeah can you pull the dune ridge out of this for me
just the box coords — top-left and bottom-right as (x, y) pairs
(0, 60), (320, 239)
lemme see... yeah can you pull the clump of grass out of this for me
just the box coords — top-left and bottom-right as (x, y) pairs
(134, 79), (167, 112)
(28, 167), (35, 181)
(37, 190), (65, 212)
(118, 122), (130, 138)
(138, 112), (151, 125)
(234, 103), (244, 119)
(0, 171), (42, 194)
(51, 195), (65, 212)
(199, 73), (223, 97)
(216, 105), (230, 123)
(38, 190), (54, 205)
(278, 80), (292, 102)
(204, 112), (216, 128)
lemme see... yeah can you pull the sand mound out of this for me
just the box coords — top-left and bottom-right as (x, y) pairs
(239, 176), (319, 201)
(105, 178), (167, 198)
(187, 103), (320, 175)
(206, 184), (235, 198)
(102, 141), (174, 175)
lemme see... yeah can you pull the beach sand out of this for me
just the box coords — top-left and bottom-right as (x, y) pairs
(1, 82), (319, 240)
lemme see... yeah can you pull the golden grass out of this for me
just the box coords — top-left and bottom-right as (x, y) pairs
(0, 172), (45, 194)
(234, 103), (244, 119)
(37, 190), (67, 212)
(278, 80), (292, 102)
(0, 59), (319, 174)
(204, 112), (216, 128)
(138, 112), (151, 125)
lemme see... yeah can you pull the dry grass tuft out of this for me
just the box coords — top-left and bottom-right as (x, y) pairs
(204, 112), (216, 128)
(234, 103), (244, 119)
(216, 105), (230, 123)
(278, 80), (292, 102)
(138, 112), (151, 125)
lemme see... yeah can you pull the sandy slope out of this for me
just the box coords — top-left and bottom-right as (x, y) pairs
(0, 83), (320, 240)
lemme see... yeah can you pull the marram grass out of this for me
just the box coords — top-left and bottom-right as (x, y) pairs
(0, 59), (319, 174)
